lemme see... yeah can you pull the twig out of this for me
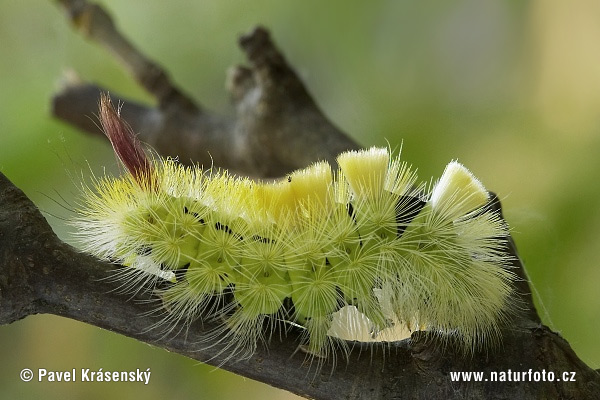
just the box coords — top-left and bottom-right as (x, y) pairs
(52, 0), (359, 177)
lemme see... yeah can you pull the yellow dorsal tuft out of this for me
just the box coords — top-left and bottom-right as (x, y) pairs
(336, 147), (390, 199)
(255, 179), (295, 225)
(430, 161), (489, 219)
(288, 161), (333, 210)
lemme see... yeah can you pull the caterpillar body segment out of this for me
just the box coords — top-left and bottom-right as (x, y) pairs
(73, 96), (515, 366)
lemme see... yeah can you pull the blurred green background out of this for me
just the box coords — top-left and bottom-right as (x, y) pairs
(1, 1), (599, 398)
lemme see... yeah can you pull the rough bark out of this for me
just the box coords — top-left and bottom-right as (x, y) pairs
(1, 1), (599, 399)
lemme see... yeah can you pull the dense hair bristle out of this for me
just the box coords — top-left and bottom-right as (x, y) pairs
(73, 118), (516, 372)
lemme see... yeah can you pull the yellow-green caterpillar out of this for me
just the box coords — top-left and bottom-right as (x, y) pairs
(73, 95), (514, 366)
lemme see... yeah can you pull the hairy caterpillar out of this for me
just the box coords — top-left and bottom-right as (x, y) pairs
(73, 95), (514, 367)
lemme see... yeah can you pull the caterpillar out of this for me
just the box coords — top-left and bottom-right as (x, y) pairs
(73, 94), (515, 368)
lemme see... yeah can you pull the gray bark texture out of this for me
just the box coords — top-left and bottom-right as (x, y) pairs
(1, 1), (599, 399)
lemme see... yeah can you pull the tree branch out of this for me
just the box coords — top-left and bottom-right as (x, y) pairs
(53, 0), (359, 177)
(2, 1), (598, 398)
(1, 172), (598, 398)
